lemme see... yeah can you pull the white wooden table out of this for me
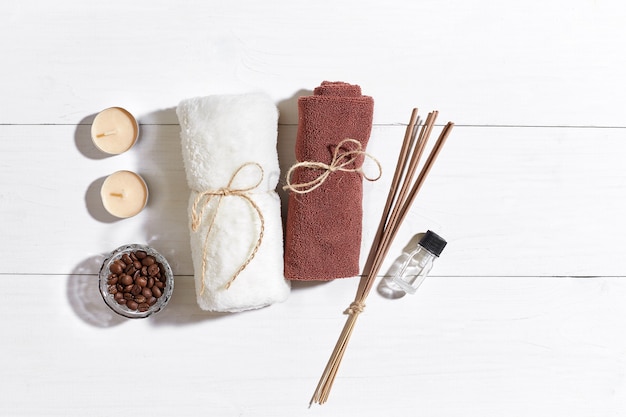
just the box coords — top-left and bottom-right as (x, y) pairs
(2, 1), (626, 415)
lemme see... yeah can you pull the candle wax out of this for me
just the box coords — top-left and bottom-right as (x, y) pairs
(100, 171), (148, 218)
(91, 107), (139, 154)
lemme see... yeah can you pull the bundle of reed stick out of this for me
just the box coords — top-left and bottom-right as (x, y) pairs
(310, 108), (454, 405)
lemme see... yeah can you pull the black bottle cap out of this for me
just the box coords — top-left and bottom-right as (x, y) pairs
(418, 230), (447, 257)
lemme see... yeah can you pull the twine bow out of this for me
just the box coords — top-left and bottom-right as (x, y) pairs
(191, 162), (265, 294)
(283, 138), (382, 194)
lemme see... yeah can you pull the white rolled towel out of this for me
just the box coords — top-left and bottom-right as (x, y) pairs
(177, 93), (290, 312)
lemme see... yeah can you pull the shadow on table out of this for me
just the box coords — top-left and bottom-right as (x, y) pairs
(276, 89), (311, 223)
(66, 254), (125, 328)
(74, 113), (115, 160)
(376, 233), (425, 300)
(67, 254), (231, 327)
(84, 175), (120, 223)
(133, 107), (191, 273)
(76, 112), (125, 224)
(148, 275), (233, 326)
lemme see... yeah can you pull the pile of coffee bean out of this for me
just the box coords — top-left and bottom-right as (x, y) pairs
(106, 250), (168, 313)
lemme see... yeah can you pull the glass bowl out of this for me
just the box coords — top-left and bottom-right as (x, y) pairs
(99, 244), (174, 319)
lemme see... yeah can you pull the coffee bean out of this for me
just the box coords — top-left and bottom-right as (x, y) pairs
(155, 281), (164, 289)
(114, 292), (124, 301)
(142, 256), (156, 267)
(136, 276), (148, 287)
(148, 264), (159, 277)
(148, 297), (157, 306)
(142, 287), (153, 298)
(147, 277), (154, 288)
(107, 285), (117, 294)
(124, 284), (134, 293)
(126, 300), (139, 310)
(135, 251), (147, 259)
(116, 298), (127, 305)
(109, 262), (123, 274)
(130, 252), (138, 261)
(107, 275), (118, 285)
(151, 286), (162, 298)
(141, 266), (148, 275)
(123, 292), (133, 300)
(122, 254), (133, 265)
(134, 295), (146, 303)
(137, 303), (150, 312)
(131, 284), (142, 296)
(133, 261), (142, 270)
(120, 274), (133, 286)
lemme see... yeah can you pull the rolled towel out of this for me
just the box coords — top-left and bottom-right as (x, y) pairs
(284, 81), (375, 280)
(177, 93), (290, 312)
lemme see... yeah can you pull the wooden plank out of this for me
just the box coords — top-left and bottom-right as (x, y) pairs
(366, 124), (626, 277)
(1, 274), (624, 416)
(1, 124), (625, 276)
(1, 0), (625, 126)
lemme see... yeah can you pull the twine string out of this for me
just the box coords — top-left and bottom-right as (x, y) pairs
(191, 162), (265, 294)
(283, 138), (382, 194)
(343, 301), (366, 315)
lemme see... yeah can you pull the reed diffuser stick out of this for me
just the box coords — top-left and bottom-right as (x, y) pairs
(310, 109), (454, 405)
(354, 111), (436, 303)
(361, 120), (453, 301)
(358, 108), (420, 294)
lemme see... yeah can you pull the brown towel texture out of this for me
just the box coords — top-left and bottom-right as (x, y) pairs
(284, 81), (374, 280)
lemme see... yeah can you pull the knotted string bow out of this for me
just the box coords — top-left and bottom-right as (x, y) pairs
(283, 138), (382, 194)
(191, 162), (265, 294)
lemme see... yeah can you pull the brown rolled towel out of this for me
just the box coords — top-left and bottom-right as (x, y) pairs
(284, 81), (374, 280)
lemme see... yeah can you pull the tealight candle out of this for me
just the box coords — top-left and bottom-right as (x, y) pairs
(91, 107), (139, 154)
(100, 170), (148, 218)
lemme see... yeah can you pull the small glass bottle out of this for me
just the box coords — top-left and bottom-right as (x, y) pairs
(391, 230), (447, 295)
(377, 250), (413, 299)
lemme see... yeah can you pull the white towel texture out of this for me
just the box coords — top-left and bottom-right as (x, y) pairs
(177, 93), (290, 312)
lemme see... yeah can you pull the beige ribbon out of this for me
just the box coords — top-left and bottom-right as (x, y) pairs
(191, 162), (265, 294)
(283, 138), (382, 194)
